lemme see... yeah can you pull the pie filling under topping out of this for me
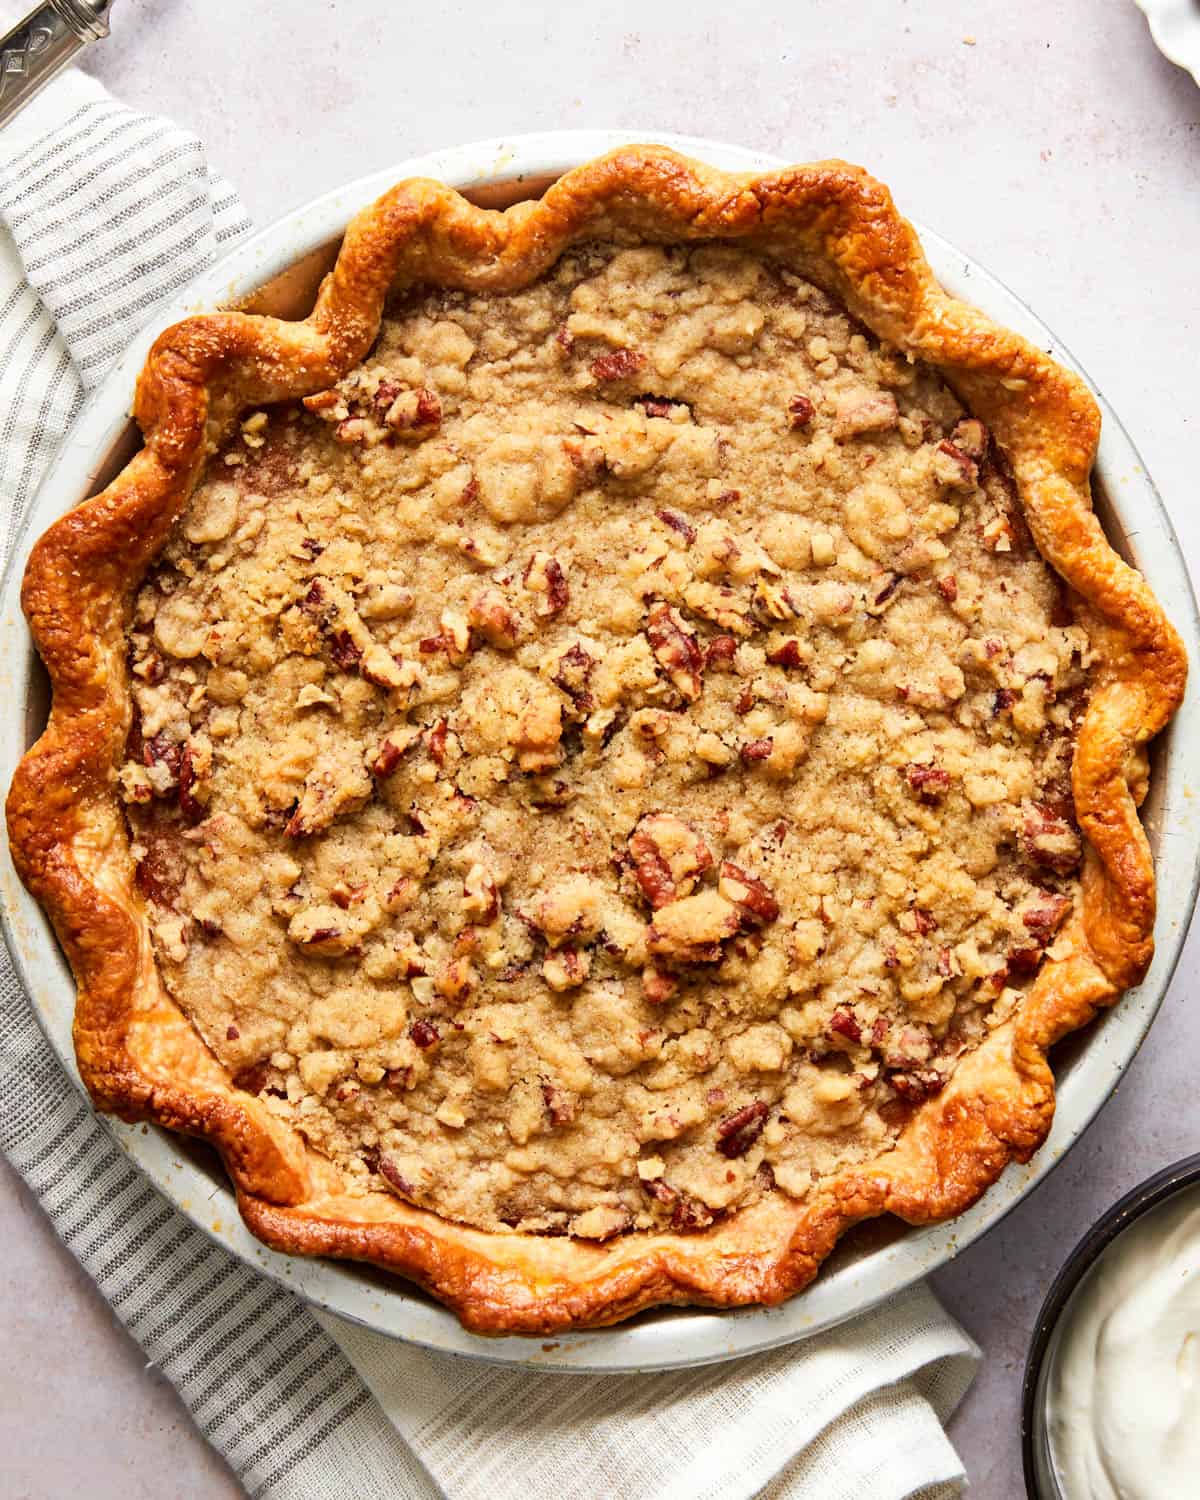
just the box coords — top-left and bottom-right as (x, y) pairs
(122, 242), (1089, 1241)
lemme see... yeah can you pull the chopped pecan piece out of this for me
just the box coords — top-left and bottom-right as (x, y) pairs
(301, 578), (327, 612)
(632, 843), (676, 915)
(590, 347), (646, 382)
(302, 389), (339, 413)
(359, 644), (413, 689)
(177, 747), (206, 823)
(657, 509), (696, 545)
(889, 1068), (945, 1104)
(371, 725), (421, 777)
(133, 839), (182, 907)
(1006, 946), (1043, 978)
(872, 571), (902, 608)
(1021, 804), (1083, 875)
(739, 738), (773, 764)
(951, 417), (989, 459)
(645, 601), (703, 700)
(330, 881), (366, 910)
(550, 642), (596, 713)
(883, 1024), (933, 1068)
(410, 1019), (440, 1049)
(704, 634), (738, 668)
(233, 1061), (271, 1096)
(426, 717), (450, 765)
(716, 1100), (769, 1158)
(287, 908), (360, 955)
(641, 966), (680, 1005)
(640, 395), (689, 419)
(787, 393), (816, 428)
(829, 1008), (862, 1044)
(936, 574), (959, 602)
(439, 608), (473, 661)
(524, 551), (570, 617)
(542, 946), (591, 991)
(562, 436), (607, 481)
(384, 386), (442, 435)
(435, 956), (478, 1005)
(1023, 891), (1073, 937)
(329, 630), (362, 670)
(670, 1194), (717, 1233)
(981, 514), (1018, 553)
(132, 651), (165, 685)
(385, 877), (419, 914)
(143, 731), (183, 785)
(372, 378), (402, 414)
(766, 638), (805, 668)
(542, 1082), (578, 1127)
(903, 763), (951, 801)
(834, 390), (898, 439)
(642, 1179), (717, 1232)
(718, 862), (780, 927)
(462, 862), (500, 922)
(467, 587), (519, 649)
(629, 813), (714, 910)
(932, 439), (979, 490)
(993, 687), (1017, 714)
(752, 579), (802, 622)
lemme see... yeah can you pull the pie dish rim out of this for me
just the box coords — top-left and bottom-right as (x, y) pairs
(2, 129), (1196, 1366)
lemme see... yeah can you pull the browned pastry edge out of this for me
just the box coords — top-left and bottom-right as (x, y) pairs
(6, 146), (1187, 1334)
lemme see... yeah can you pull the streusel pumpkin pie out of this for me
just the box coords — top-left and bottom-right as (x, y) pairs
(8, 148), (1184, 1332)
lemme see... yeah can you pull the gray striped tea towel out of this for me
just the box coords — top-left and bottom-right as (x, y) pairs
(0, 68), (980, 1500)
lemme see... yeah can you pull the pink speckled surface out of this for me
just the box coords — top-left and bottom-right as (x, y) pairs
(1, 2), (1197, 1496)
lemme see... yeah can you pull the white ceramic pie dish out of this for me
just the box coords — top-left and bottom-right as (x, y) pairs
(2, 129), (1198, 1372)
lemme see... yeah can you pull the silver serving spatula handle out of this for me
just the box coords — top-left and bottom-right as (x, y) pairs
(0, 1), (115, 129)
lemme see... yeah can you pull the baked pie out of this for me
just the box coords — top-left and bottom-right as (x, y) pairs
(8, 148), (1185, 1333)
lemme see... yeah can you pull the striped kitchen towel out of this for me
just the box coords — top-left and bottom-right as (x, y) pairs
(0, 69), (980, 1500)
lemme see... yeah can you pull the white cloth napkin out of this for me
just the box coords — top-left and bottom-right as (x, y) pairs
(0, 70), (980, 1500)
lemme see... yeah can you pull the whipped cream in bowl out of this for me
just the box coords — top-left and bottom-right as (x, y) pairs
(1024, 1157), (1200, 1499)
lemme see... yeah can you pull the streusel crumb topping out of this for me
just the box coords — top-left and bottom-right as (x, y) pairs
(122, 243), (1088, 1239)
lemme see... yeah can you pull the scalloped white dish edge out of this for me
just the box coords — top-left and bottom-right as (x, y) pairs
(1135, 0), (1200, 85)
(2, 129), (1198, 1372)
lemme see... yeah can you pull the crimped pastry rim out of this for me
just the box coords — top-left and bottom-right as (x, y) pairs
(4, 135), (1188, 1344)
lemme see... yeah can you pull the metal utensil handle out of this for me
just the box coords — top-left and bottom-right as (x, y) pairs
(0, 1), (113, 130)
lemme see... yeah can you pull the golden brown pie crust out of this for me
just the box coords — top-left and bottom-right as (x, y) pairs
(6, 147), (1186, 1333)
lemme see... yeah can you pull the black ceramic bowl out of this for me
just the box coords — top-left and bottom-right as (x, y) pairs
(1021, 1153), (1200, 1497)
